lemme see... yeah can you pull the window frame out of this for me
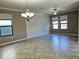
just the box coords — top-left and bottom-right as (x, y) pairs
(0, 19), (13, 37)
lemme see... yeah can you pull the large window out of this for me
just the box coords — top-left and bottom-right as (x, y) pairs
(60, 15), (67, 29)
(52, 15), (67, 30)
(52, 17), (58, 29)
(0, 20), (13, 36)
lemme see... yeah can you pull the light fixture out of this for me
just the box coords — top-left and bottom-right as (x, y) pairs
(53, 9), (57, 15)
(21, 0), (34, 21)
(21, 9), (34, 21)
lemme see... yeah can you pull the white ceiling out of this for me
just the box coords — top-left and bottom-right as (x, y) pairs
(0, 0), (79, 14)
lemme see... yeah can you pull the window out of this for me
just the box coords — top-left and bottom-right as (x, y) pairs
(52, 17), (58, 29)
(53, 21), (58, 29)
(0, 20), (13, 36)
(60, 20), (67, 29)
(52, 15), (67, 30)
(60, 15), (67, 29)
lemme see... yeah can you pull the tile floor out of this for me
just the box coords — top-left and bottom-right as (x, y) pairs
(0, 34), (79, 59)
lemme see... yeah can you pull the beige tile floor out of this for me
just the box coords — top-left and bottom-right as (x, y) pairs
(0, 34), (79, 59)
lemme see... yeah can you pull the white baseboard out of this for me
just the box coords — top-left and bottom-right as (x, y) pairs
(0, 33), (48, 46)
(0, 33), (77, 46)
(67, 34), (78, 36)
(27, 33), (48, 39)
(57, 33), (78, 37)
(0, 38), (27, 46)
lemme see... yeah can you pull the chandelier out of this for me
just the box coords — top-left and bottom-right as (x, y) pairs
(53, 8), (57, 15)
(21, 9), (34, 21)
(21, 0), (34, 22)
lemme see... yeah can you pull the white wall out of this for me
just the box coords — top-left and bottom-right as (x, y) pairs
(26, 13), (50, 39)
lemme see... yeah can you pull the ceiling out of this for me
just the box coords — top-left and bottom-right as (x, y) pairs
(0, 0), (79, 14)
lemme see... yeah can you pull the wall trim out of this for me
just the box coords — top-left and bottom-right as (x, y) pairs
(0, 38), (27, 46)
(0, 7), (24, 12)
(0, 33), (48, 46)
(0, 33), (77, 46)
(27, 33), (48, 39)
(56, 33), (78, 37)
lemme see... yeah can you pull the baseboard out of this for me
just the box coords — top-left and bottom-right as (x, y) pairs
(0, 33), (48, 46)
(0, 33), (77, 46)
(56, 33), (78, 37)
(0, 38), (27, 46)
(27, 33), (48, 39)
(67, 34), (78, 36)
(51, 33), (78, 37)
